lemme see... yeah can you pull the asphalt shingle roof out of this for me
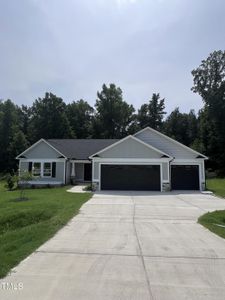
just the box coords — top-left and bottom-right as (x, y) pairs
(46, 139), (119, 159)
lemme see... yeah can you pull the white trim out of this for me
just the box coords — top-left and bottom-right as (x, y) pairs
(43, 162), (52, 178)
(167, 162), (170, 181)
(98, 162), (163, 192)
(71, 162), (76, 177)
(18, 160), (21, 176)
(19, 158), (65, 162)
(134, 127), (208, 159)
(92, 161), (95, 182)
(70, 160), (91, 163)
(16, 138), (67, 159)
(160, 164), (163, 191)
(83, 163), (85, 181)
(202, 161), (206, 182)
(32, 162), (42, 177)
(24, 180), (63, 185)
(92, 179), (99, 182)
(92, 158), (170, 163)
(172, 159), (204, 163)
(89, 135), (172, 159)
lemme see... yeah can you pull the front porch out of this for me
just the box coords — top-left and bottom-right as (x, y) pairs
(70, 160), (92, 184)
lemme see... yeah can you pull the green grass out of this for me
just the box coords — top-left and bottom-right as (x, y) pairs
(206, 178), (225, 198)
(0, 182), (91, 278)
(198, 210), (225, 239)
(198, 178), (225, 239)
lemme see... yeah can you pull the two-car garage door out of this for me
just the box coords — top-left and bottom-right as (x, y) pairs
(101, 164), (160, 191)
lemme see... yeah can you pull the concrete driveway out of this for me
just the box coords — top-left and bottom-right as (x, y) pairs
(1, 192), (225, 300)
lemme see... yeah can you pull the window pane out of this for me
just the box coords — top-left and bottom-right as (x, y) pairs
(43, 162), (52, 177)
(33, 162), (41, 176)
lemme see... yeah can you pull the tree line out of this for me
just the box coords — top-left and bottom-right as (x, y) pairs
(0, 50), (225, 175)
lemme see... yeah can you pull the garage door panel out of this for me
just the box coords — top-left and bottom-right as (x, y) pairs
(171, 165), (199, 190)
(101, 165), (160, 191)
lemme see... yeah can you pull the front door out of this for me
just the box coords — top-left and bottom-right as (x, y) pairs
(84, 163), (92, 181)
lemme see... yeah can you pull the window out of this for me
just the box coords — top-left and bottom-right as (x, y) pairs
(43, 162), (52, 177)
(33, 162), (41, 176)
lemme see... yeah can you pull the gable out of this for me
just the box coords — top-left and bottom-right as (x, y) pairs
(97, 136), (164, 159)
(135, 128), (206, 159)
(18, 140), (63, 159)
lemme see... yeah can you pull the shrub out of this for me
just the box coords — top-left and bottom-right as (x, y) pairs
(83, 184), (93, 191)
(5, 174), (17, 191)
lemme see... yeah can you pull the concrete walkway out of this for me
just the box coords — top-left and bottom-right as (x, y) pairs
(67, 184), (91, 193)
(1, 192), (225, 299)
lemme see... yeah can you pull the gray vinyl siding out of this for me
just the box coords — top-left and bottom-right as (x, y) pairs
(75, 163), (84, 181)
(20, 161), (29, 172)
(25, 141), (61, 159)
(56, 162), (65, 182)
(162, 162), (169, 181)
(100, 138), (161, 158)
(19, 160), (65, 183)
(93, 161), (100, 180)
(136, 130), (197, 159)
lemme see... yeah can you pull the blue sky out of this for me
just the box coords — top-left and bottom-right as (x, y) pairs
(0, 0), (224, 113)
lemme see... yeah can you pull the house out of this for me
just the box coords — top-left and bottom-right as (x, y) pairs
(16, 127), (207, 191)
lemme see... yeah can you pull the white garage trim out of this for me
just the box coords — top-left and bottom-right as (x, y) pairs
(98, 162), (163, 192)
(93, 158), (170, 163)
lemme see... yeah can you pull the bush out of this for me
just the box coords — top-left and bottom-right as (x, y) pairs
(5, 174), (17, 191)
(83, 184), (93, 191)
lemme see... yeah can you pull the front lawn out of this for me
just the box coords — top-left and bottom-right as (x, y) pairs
(0, 182), (91, 278)
(198, 178), (225, 239)
(206, 178), (225, 198)
(198, 210), (225, 239)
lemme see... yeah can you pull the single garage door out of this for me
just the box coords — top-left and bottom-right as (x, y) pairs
(171, 165), (199, 190)
(101, 164), (160, 191)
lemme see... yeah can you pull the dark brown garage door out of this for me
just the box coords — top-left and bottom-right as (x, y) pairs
(101, 164), (161, 191)
(171, 165), (199, 190)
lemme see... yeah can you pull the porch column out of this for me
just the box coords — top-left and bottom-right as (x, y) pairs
(71, 162), (76, 177)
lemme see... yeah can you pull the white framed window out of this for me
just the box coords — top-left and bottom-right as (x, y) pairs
(33, 162), (41, 176)
(43, 162), (52, 177)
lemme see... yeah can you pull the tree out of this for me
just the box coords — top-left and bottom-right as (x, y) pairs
(28, 92), (74, 141)
(0, 100), (20, 172)
(67, 99), (94, 138)
(163, 108), (198, 146)
(9, 130), (28, 170)
(137, 93), (166, 130)
(17, 105), (31, 138)
(163, 108), (188, 144)
(192, 50), (225, 174)
(94, 84), (135, 138)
